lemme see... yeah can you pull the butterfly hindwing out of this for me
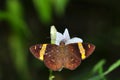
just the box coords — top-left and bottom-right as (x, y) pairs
(44, 44), (63, 71)
(64, 43), (81, 70)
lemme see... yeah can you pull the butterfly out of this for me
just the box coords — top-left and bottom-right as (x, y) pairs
(29, 41), (95, 71)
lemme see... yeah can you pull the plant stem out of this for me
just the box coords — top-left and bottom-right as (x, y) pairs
(49, 70), (55, 80)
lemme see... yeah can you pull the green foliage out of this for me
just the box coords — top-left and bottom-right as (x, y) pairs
(6, 0), (30, 35)
(92, 59), (106, 75)
(103, 59), (120, 75)
(69, 59), (120, 80)
(33, 0), (68, 23)
(49, 70), (55, 80)
(33, 0), (52, 23)
(0, 12), (7, 20)
(2, 0), (30, 80)
(9, 34), (30, 80)
(53, 0), (68, 16)
(89, 59), (120, 80)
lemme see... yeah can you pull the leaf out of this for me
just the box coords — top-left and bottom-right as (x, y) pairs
(33, 0), (52, 23)
(92, 59), (106, 74)
(88, 74), (105, 80)
(103, 59), (120, 75)
(89, 59), (120, 80)
(0, 12), (7, 20)
(9, 34), (31, 80)
(6, 0), (30, 36)
(53, 0), (68, 16)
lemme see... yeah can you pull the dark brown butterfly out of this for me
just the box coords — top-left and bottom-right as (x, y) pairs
(30, 41), (95, 71)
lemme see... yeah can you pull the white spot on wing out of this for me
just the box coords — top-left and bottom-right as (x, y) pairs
(56, 50), (59, 53)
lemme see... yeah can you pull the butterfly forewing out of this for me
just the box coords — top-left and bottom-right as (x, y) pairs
(64, 43), (95, 70)
(82, 43), (95, 59)
(30, 44), (43, 60)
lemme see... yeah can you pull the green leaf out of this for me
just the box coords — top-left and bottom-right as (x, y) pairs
(53, 0), (68, 16)
(0, 12), (7, 20)
(9, 34), (31, 80)
(88, 74), (105, 80)
(6, 0), (30, 36)
(33, 0), (52, 23)
(92, 59), (106, 74)
(89, 59), (120, 80)
(103, 59), (120, 75)
(49, 70), (55, 80)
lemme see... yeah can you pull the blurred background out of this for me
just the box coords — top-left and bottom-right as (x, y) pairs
(0, 0), (120, 80)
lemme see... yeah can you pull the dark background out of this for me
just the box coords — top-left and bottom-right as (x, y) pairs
(0, 0), (120, 80)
